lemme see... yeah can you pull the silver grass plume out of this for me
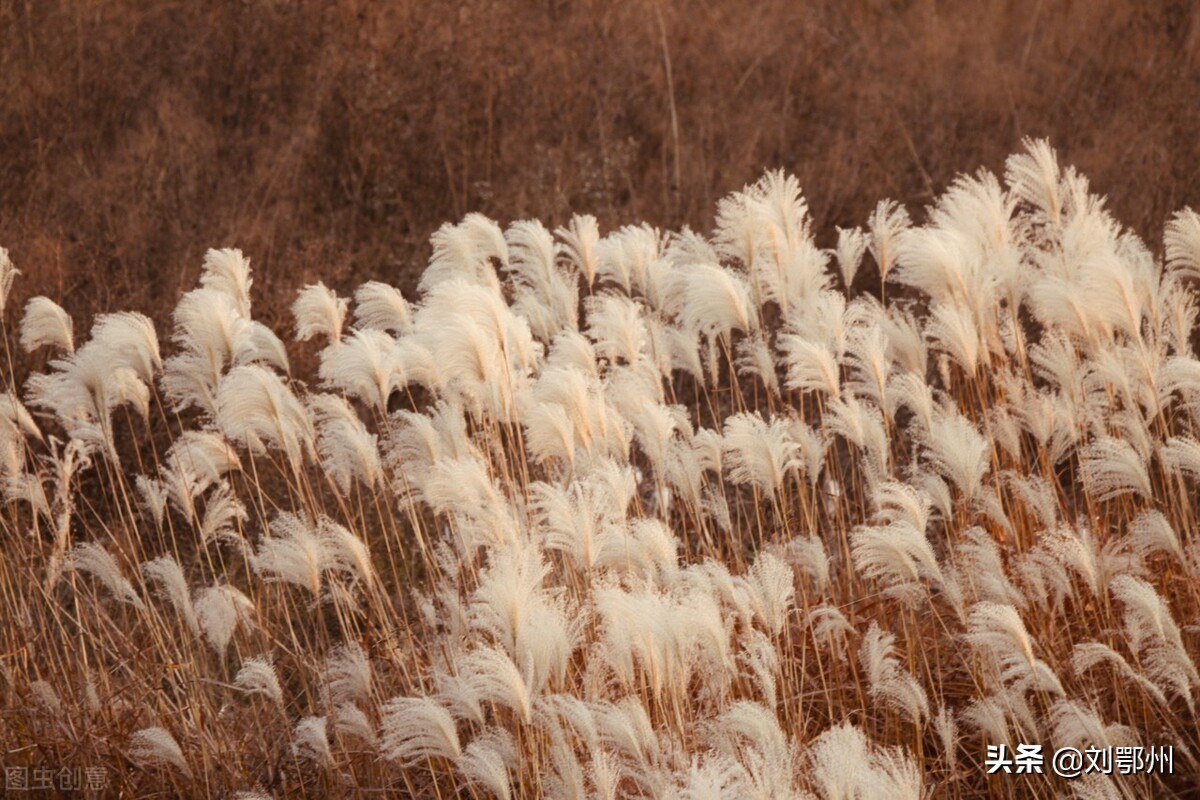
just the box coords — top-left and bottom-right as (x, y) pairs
(235, 656), (284, 706)
(353, 280), (412, 335)
(200, 248), (253, 316)
(20, 296), (74, 353)
(293, 281), (348, 343)
(128, 726), (192, 776)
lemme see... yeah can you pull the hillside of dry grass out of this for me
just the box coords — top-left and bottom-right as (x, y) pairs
(2, 0), (1200, 328)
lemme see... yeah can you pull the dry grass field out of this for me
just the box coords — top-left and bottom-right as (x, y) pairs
(3, 2), (1200, 799)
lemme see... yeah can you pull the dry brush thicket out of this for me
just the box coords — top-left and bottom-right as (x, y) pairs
(3, 140), (1200, 798)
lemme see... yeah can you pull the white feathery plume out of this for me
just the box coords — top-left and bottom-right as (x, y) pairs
(168, 287), (246, 365)
(504, 219), (558, 297)
(456, 728), (516, 800)
(469, 546), (576, 691)
(744, 551), (795, 637)
(886, 371), (936, 433)
(293, 716), (333, 766)
(925, 302), (983, 373)
(332, 703), (378, 749)
(353, 281), (412, 334)
(1048, 699), (1137, 751)
(738, 629), (780, 710)
(1165, 207), (1200, 282)
(452, 646), (533, 724)
(319, 515), (374, 592)
(546, 330), (600, 378)
(161, 288), (287, 414)
(128, 726), (191, 776)
(1071, 641), (1168, 706)
(215, 365), (314, 472)
(844, 324), (891, 407)
(891, 225), (980, 309)
(1079, 435), (1152, 502)
(415, 279), (540, 421)
(803, 722), (872, 800)
(520, 396), (577, 469)
(867, 199), (911, 282)
(166, 430), (242, 488)
(664, 262), (757, 340)
(785, 418), (826, 486)
(835, 226), (867, 288)
(386, 399), (473, 480)
(593, 586), (709, 701)
(710, 701), (795, 796)
(850, 521), (943, 606)
(235, 656), (284, 706)
(87, 311), (161, 382)
(593, 696), (659, 766)
(309, 394), (382, 492)
(780, 534), (831, 592)
(157, 430), (242, 521)
(824, 394), (890, 476)
(964, 602), (1064, 696)
(526, 365), (630, 466)
(881, 306), (928, 376)
(422, 212), (507, 293)
(20, 296), (74, 353)
(250, 512), (374, 597)
(721, 412), (801, 498)
(781, 288), (847, 354)
(141, 556), (199, 636)
(777, 331), (840, 397)
(1157, 274), (1199, 357)
(511, 270), (579, 343)
(1128, 509), (1183, 564)
(734, 333), (780, 395)
(934, 706), (958, 773)
(27, 312), (159, 442)
(1157, 354), (1200, 409)
(919, 411), (991, 502)
(0, 391), (40, 443)
(595, 223), (669, 305)
(200, 247), (253, 316)
(1160, 435), (1200, 482)
(715, 170), (828, 312)
(318, 328), (405, 412)
(954, 527), (1025, 608)
(194, 583), (254, 658)
(531, 471), (632, 572)
(5, 472), (51, 520)
(0, 246), (19, 319)
(556, 214), (601, 284)
(1005, 137), (1063, 229)
(380, 696), (462, 764)
(1109, 575), (1199, 706)
(65, 542), (145, 610)
(0, 392), (38, 477)
(322, 642), (372, 707)
(870, 480), (932, 534)
(293, 281), (348, 343)
(507, 219), (580, 340)
(585, 293), (648, 364)
(1041, 523), (1144, 599)
(859, 622), (930, 724)
(674, 755), (751, 800)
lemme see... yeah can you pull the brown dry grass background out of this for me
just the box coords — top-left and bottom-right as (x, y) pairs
(1, 0), (1199, 325)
